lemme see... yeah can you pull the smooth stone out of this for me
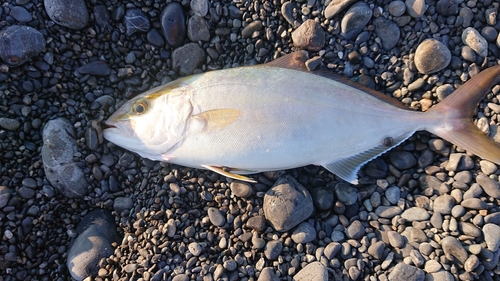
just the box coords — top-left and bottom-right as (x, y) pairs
(418, 149), (434, 168)
(324, 242), (341, 259)
(172, 43), (205, 75)
(485, 212), (500, 224)
(263, 175), (314, 232)
(475, 174), (500, 199)
(10, 6), (32, 22)
(481, 26), (498, 42)
(389, 151), (416, 169)
(292, 261), (328, 281)
(388, 1), (406, 17)
(77, 61), (111, 76)
(334, 183), (358, 205)
(436, 0), (458, 16)
(246, 216), (266, 232)
(113, 197), (134, 213)
(363, 157), (388, 179)
(258, 267), (279, 281)
(161, 2), (186, 47)
(0, 25), (46, 66)
(230, 181), (253, 198)
(207, 207), (226, 227)
(368, 241), (385, 259)
(388, 263), (424, 281)
(462, 27), (488, 57)
(401, 207), (430, 222)
(459, 222), (481, 238)
(67, 209), (118, 281)
(291, 221), (317, 243)
(311, 187), (334, 210)
(0, 186), (10, 208)
(451, 205), (465, 218)
(291, 19), (325, 51)
(187, 16), (210, 42)
(325, 0), (356, 19)
(346, 220), (365, 239)
(405, 0), (425, 18)
(441, 236), (468, 265)
(172, 274), (189, 281)
(281, 2), (298, 27)
(44, 0), (89, 29)
(460, 198), (488, 210)
(341, 2), (372, 40)
(241, 21), (262, 38)
(385, 186), (401, 204)
(375, 206), (402, 218)
(124, 8), (150, 36)
(464, 255), (479, 272)
(264, 240), (282, 260)
(190, 0), (209, 16)
(433, 194), (455, 214)
(427, 271), (454, 281)
(0, 117), (21, 130)
(436, 84), (454, 101)
(42, 118), (89, 198)
(18, 186), (35, 199)
(424, 260), (442, 273)
(414, 39), (451, 74)
(147, 28), (165, 47)
(373, 17), (400, 51)
(387, 231), (405, 248)
(483, 224), (500, 251)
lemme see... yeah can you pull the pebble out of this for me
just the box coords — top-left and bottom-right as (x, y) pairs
(293, 261), (328, 281)
(190, 0), (209, 17)
(113, 197), (134, 213)
(334, 183), (358, 205)
(230, 181), (253, 198)
(483, 224), (500, 251)
(346, 220), (365, 239)
(368, 241), (385, 259)
(0, 186), (10, 208)
(242, 21), (263, 38)
(77, 61), (111, 76)
(341, 2), (372, 40)
(291, 221), (316, 243)
(363, 158), (388, 179)
(325, 0), (356, 19)
(388, 1), (406, 17)
(67, 209), (118, 281)
(311, 186), (334, 210)
(373, 17), (400, 51)
(475, 174), (500, 199)
(124, 8), (150, 36)
(0, 117), (21, 130)
(462, 27), (488, 57)
(424, 260), (441, 273)
(246, 216), (266, 232)
(389, 151), (416, 169)
(263, 175), (313, 232)
(401, 207), (430, 222)
(207, 207), (226, 227)
(172, 43), (205, 75)
(441, 236), (468, 265)
(324, 242), (341, 259)
(291, 19), (325, 51)
(428, 271), (454, 281)
(41, 118), (89, 197)
(375, 206), (402, 218)
(436, 0), (458, 15)
(388, 263), (424, 281)
(281, 2), (298, 27)
(161, 2), (186, 47)
(414, 39), (451, 74)
(433, 194), (455, 214)
(460, 198), (488, 210)
(387, 231), (405, 248)
(257, 267), (279, 281)
(10, 6), (32, 22)
(405, 0), (425, 18)
(44, 0), (89, 29)
(264, 240), (282, 260)
(187, 16), (210, 42)
(0, 25), (46, 66)
(459, 222), (481, 237)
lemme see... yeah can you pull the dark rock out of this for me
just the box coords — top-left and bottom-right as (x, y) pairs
(0, 186), (11, 208)
(476, 174), (500, 199)
(0, 25), (46, 66)
(363, 157), (388, 179)
(311, 186), (334, 210)
(291, 19), (325, 51)
(161, 2), (186, 48)
(341, 2), (372, 40)
(10, 6), (32, 22)
(389, 151), (416, 170)
(441, 236), (468, 265)
(436, 0), (458, 16)
(187, 16), (210, 42)
(147, 28), (165, 47)
(124, 8), (150, 36)
(242, 21), (263, 38)
(373, 17), (400, 51)
(172, 43), (205, 75)
(44, 0), (89, 30)
(246, 216), (266, 232)
(0, 117), (21, 130)
(207, 207), (225, 226)
(77, 61), (111, 76)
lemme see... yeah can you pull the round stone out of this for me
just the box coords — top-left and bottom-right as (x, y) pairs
(414, 39), (451, 74)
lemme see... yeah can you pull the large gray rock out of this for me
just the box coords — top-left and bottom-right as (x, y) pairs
(44, 0), (89, 30)
(0, 25), (46, 66)
(67, 209), (118, 280)
(263, 175), (314, 232)
(42, 118), (89, 198)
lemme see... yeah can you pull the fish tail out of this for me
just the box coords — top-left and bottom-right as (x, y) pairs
(427, 65), (500, 164)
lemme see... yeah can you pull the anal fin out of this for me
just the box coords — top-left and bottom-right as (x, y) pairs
(201, 165), (257, 183)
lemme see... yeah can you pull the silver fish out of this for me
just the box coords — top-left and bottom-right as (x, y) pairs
(103, 51), (500, 184)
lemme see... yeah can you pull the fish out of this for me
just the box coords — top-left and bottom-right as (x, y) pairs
(103, 51), (500, 184)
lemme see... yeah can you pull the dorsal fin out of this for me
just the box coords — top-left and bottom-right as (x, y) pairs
(266, 51), (309, 71)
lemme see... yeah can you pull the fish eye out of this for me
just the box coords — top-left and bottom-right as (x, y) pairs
(132, 100), (148, 115)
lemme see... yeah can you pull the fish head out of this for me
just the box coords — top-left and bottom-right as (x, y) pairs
(103, 84), (193, 160)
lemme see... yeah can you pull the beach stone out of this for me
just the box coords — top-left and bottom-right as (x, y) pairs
(258, 267), (279, 281)
(293, 261), (328, 281)
(464, 255), (479, 272)
(187, 16), (210, 42)
(264, 240), (282, 260)
(341, 2), (372, 40)
(433, 194), (455, 214)
(462, 27), (488, 57)
(172, 43), (205, 75)
(324, 242), (341, 259)
(291, 19), (325, 51)
(364, 158), (388, 179)
(291, 221), (316, 243)
(483, 224), (500, 251)
(414, 39), (451, 74)
(387, 231), (405, 248)
(385, 186), (401, 204)
(324, 0), (357, 19)
(405, 0), (425, 18)
(67, 209), (118, 281)
(436, 0), (458, 16)
(485, 212), (500, 224)
(375, 206), (402, 218)
(230, 181), (253, 198)
(346, 220), (365, 239)
(263, 175), (314, 232)
(424, 260), (442, 273)
(427, 271), (454, 281)
(77, 61), (111, 76)
(459, 222), (481, 238)
(190, 0), (209, 16)
(0, 25), (46, 66)
(161, 2), (186, 47)
(368, 241), (385, 259)
(388, 1), (406, 17)
(44, 0), (89, 30)
(0, 186), (10, 208)
(401, 207), (430, 222)
(113, 197), (133, 214)
(42, 118), (89, 198)
(389, 151), (416, 169)
(281, 2), (298, 27)
(373, 17), (400, 51)
(461, 198), (488, 210)
(124, 8), (150, 36)
(476, 174), (500, 199)
(481, 26), (498, 42)
(451, 205), (465, 218)
(0, 117), (20, 130)
(334, 183), (358, 205)
(311, 187), (334, 210)
(441, 236), (468, 265)
(388, 263), (424, 281)
(207, 207), (226, 226)
(10, 6), (31, 22)
(241, 21), (263, 38)
(246, 216), (266, 232)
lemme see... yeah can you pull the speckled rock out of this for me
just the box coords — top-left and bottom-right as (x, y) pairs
(10, 6), (31, 23)
(190, 0), (209, 17)
(230, 181), (253, 198)
(258, 267), (279, 281)
(0, 25), (46, 66)
(334, 183), (358, 205)
(388, 1), (406, 17)
(293, 261), (328, 281)
(263, 175), (314, 232)
(264, 240), (282, 260)
(291, 19), (325, 51)
(414, 39), (451, 74)
(172, 43), (205, 75)
(341, 2), (372, 40)
(42, 118), (89, 198)
(433, 194), (455, 214)
(67, 209), (118, 281)
(462, 27), (488, 57)
(44, 0), (89, 30)
(426, 271), (454, 281)
(436, 0), (458, 16)
(187, 16), (210, 42)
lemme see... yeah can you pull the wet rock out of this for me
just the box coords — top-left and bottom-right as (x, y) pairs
(263, 175), (314, 232)
(187, 16), (210, 42)
(0, 25), (46, 66)
(10, 6), (32, 22)
(388, 263), (424, 281)
(373, 17), (400, 51)
(291, 19), (325, 51)
(325, 0), (357, 19)
(462, 27), (488, 57)
(405, 0), (425, 18)
(483, 224), (500, 251)
(77, 61), (111, 76)
(124, 8), (150, 36)
(341, 2), (372, 40)
(441, 236), (468, 265)
(172, 43), (205, 75)
(67, 209), (118, 281)
(293, 261), (328, 281)
(475, 174), (500, 199)
(414, 39), (451, 74)
(161, 2), (186, 47)
(44, 0), (89, 30)
(42, 118), (89, 198)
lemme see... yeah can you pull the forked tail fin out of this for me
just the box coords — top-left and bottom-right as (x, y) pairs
(427, 65), (500, 164)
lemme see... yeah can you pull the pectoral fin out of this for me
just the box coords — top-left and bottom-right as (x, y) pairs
(201, 165), (257, 183)
(192, 109), (241, 133)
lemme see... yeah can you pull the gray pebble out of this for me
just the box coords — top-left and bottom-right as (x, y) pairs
(368, 241), (385, 259)
(462, 27), (488, 57)
(373, 17), (400, 51)
(459, 222), (481, 238)
(334, 183), (358, 205)
(405, 0), (425, 18)
(230, 181), (253, 198)
(464, 255), (479, 272)
(388, 263), (424, 281)
(77, 61), (111, 76)
(324, 0), (357, 19)
(463, 183), (483, 199)
(172, 43), (205, 75)
(385, 186), (401, 204)
(281, 2), (298, 27)
(410, 250), (425, 266)
(341, 2), (372, 40)
(436, 0), (458, 16)
(388, 231), (405, 248)
(460, 198), (488, 210)
(428, 271), (454, 281)
(264, 240), (282, 260)
(223, 259), (237, 271)
(292, 19), (325, 51)
(123, 8), (150, 36)
(481, 26), (498, 42)
(414, 39), (451, 74)
(246, 216), (266, 232)
(441, 236), (468, 265)
(187, 16), (210, 42)
(388, 1), (406, 17)
(190, 0), (209, 17)
(330, 230), (345, 242)
(311, 186), (334, 210)
(324, 242), (341, 259)
(475, 174), (500, 199)
(433, 194), (455, 215)
(207, 207), (226, 227)
(257, 267), (279, 281)
(0, 186), (10, 208)
(18, 186), (35, 199)
(113, 197), (133, 213)
(291, 221), (316, 243)
(401, 207), (430, 222)
(346, 220), (365, 239)
(10, 6), (32, 22)
(485, 212), (500, 224)
(293, 261), (328, 281)
(424, 260), (442, 273)
(0, 25), (46, 67)
(363, 158), (388, 179)
(172, 274), (189, 281)
(161, 2), (186, 47)
(451, 205), (465, 218)
(483, 224), (500, 251)
(375, 206), (403, 218)
(242, 21), (262, 38)
(0, 117), (20, 131)
(44, 0), (89, 30)
(436, 84), (454, 101)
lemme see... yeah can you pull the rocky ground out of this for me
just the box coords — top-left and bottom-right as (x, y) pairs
(0, 0), (500, 280)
